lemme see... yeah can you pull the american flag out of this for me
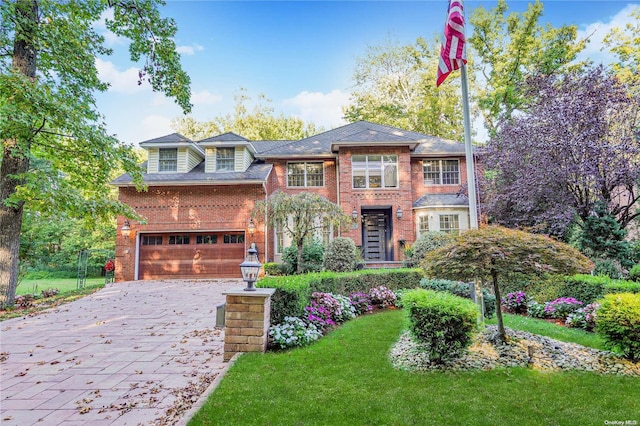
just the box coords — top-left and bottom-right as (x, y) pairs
(436, 0), (467, 87)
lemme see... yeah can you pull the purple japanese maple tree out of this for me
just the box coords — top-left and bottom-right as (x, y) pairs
(482, 66), (640, 237)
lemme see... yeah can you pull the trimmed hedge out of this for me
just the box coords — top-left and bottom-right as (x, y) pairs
(596, 293), (640, 361)
(257, 268), (424, 323)
(419, 278), (496, 319)
(402, 289), (478, 364)
(559, 274), (640, 304)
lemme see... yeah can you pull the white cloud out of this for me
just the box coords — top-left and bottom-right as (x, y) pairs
(191, 90), (222, 106)
(94, 9), (126, 46)
(283, 89), (350, 129)
(142, 115), (174, 139)
(176, 44), (205, 56)
(95, 58), (146, 94)
(576, 4), (639, 65)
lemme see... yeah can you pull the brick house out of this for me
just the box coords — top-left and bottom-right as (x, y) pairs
(112, 121), (474, 282)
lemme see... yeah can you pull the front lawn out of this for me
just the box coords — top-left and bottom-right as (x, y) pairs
(189, 310), (639, 425)
(17, 277), (105, 295)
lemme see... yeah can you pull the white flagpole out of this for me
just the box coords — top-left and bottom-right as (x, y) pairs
(460, 64), (478, 230)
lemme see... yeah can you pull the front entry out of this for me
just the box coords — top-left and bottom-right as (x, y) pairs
(361, 208), (393, 261)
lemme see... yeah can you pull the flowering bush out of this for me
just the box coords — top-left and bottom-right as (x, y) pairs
(527, 300), (547, 318)
(369, 286), (397, 308)
(502, 291), (528, 314)
(304, 303), (336, 331)
(544, 297), (583, 320)
(566, 303), (600, 331)
(269, 317), (322, 349)
(332, 294), (356, 322)
(349, 292), (372, 315)
(310, 292), (343, 320)
(41, 288), (59, 298)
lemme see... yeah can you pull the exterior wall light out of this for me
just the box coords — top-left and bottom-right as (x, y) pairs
(121, 219), (131, 238)
(247, 218), (256, 237)
(397, 207), (403, 220)
(240, 247), (262, 291)
(352, 208), (358, 222)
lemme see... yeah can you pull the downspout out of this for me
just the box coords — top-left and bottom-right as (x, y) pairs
(262, 181), (268, 262)
(134, 232), (140, 281)
(335, 155), (341, 237)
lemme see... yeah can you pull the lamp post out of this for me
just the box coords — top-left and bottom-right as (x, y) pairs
(239, 247), (262, 291)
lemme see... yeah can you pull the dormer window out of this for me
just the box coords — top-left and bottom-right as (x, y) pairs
(159, 148), (178, 172)
(216, 148), (235, 171)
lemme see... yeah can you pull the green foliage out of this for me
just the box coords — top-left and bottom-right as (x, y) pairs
(403, 231), (454, 268)
(630, 264), (640, 282)
(344, 37), (464, 140)
(402, 289), (478, 364)
(593, 259), (624, 279)
(559, 274), (640, 304)
(172, 89), (322, 140)
(579, 204), (630, 266)
(419, 278), (495, 318)
(262, 262), (287, 276)
(268, 317), (322, 349)
(323, 237), (357, 272)
(257, 268), (423, 323)
(596, 293), (640, 361)
(282, 240), (324, 275)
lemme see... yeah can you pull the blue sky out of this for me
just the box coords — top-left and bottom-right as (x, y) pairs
(93, 1), (639, 145)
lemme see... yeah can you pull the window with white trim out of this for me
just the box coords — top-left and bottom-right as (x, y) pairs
(159, 148), (178, 172)
(287, 162), (324, 187)
(423, 159), (460, 185)
(439, 214), (460, 234)
(418, 216), (430, 237)
(352, 155), (398, 189)
(216, 148), (235, 172)
(274, 221), (285, 255)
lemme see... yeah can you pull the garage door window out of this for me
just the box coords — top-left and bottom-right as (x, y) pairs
(142, 236), (163, 245)
(197, 235), (218, 244)
(224, 234), (245, 244)
(169, 235), (191, 245)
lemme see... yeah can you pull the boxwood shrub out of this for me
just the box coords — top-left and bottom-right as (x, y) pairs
(559, 274), (640, 304)
(420, 278), (496, 319)
(257, 268), (424, 323)
(402, 289), (478, 364)
(596, 293), (640, 361)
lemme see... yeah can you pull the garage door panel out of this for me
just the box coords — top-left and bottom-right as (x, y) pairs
(139, 233), (244, 279)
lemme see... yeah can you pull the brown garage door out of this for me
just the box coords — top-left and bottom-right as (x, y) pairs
(138, 232), (245, 279)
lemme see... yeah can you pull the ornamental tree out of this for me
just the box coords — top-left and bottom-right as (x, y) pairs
(252, 191), (350, 274)
(423, 226), (593, 342)
(0, 0), (191, 306)
(482, 65), (640, 238)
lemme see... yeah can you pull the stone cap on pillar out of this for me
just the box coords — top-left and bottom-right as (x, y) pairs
(223, 288), (276, 297)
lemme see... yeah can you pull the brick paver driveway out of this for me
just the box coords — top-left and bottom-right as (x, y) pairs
(1, 279), (241, 425)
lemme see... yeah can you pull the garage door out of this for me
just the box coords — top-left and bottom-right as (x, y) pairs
(138, 232), (246, 279)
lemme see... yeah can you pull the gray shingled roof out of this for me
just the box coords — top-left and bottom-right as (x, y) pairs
(413, 193), (469, 208)
(111, 161), (273, 186)
(199, 132), (248, 143)
(139, 133), (193, 145)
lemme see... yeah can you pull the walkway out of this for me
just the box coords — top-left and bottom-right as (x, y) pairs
(0, 279), (241, 425)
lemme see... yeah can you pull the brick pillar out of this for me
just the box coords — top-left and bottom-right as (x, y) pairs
(223, 288), (276, 362)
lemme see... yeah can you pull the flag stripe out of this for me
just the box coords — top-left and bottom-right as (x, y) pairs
(437, 0), (467, 87)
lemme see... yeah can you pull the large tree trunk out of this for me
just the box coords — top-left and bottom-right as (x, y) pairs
(0, 0), (38, 307)
(296, 240), (304, 274)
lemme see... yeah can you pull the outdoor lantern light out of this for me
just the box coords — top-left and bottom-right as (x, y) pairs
(121, 219), (131, 238)
(240, 247), (262, 291)
(396, 207), (403, 220)
(247, 218), (256, 237)
(352, 208), (358, 222)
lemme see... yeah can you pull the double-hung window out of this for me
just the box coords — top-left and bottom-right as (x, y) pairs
(439, 214), (460, 234)
(159, 148), (178, 172)
(287, 162), (324, 187)
(216, 148), (235, 172)
(423, 159), (460, 185)
(352, 155), (398, 189)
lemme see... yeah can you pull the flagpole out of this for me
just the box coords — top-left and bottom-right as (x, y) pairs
(460, 64), (478, 230)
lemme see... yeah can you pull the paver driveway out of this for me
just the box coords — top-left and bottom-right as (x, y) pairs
(1, 279), (241, 425)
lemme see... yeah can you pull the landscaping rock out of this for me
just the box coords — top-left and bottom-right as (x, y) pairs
(389, 326), (640, 376)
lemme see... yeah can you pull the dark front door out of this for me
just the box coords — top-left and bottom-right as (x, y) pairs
(362, 209), (392, 261)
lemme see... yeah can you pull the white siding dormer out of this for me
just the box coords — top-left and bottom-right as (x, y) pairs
(241, 146), (254, 171)
(177, 148), (188, 172)
(147, 148), (159, 173)
(205, 148), (216, 173)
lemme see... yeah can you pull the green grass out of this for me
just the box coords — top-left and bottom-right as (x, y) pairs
(189, 310), (639, 426)
(16, 277), (105, 295)
(488, 313), (606, 350)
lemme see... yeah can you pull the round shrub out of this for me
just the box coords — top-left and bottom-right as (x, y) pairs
(369, 286), (397, 308)
(420, 278), (496, 319)
(269, 317), (322, 349)
(629, 264), (640, 282)
(565, 302), (600, 331)
(282, 239), (324, 274)
(323, 237), (357, 272)
(596, 293), (640, 361)
(544, 297), (583, 320)
(502, 291), (528, 314)
(403, 231), (454, 268)
(401, 289), (478, 364)
(349, 292), (372, 315)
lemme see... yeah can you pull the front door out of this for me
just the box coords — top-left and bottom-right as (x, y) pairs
(362, 209), (392, 261)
